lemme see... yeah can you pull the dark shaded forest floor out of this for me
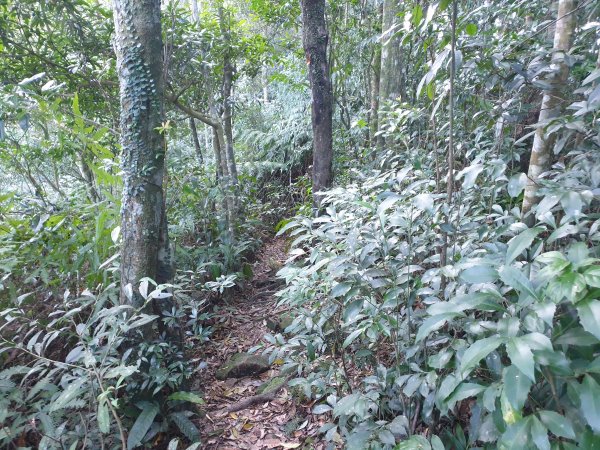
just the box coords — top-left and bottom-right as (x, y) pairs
(191, 238), (327, 450)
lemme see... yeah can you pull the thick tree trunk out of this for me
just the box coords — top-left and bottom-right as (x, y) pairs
(522, 0), (576, 218)
(301, 0), (333, 208)
(379, 0), (404, 103)
(113, 0), (169, 307)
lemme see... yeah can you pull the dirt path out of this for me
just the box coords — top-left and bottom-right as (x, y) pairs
(192, 238), (326, 450)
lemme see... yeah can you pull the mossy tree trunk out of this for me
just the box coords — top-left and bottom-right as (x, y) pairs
(522, 0), (576, 219)
(301, 0), (333, 209)
(113, 0), (171, 307)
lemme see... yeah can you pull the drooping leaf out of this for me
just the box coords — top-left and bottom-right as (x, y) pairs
(460, 336), (504, 376)
(530, 416), (550, 450)
(167, 391), (205, 404)
(580, 375), (600, 433)
(506, 338), (535, 382)
(577, 299), (600, 340)
(170, 411), (200, 443)
(127, 403), (159, 450)
(537, 410), (575, 439)
(505, 227), (542, 264)
(416, 312), (462, 342)
(503, 366), (532, 412)
(498, 417), (531, 450)
(507, 173), (527, 198)
(460, 264), (498, 284)
(498, 265), (538, 300)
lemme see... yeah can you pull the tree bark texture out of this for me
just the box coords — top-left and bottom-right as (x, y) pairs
(113, 0), (170, 307)
(370, 45), (381, 148)
(522, 0), (576, 217)
(189, 117), (203, 165)
(379, 0), (404, 103)
(301, 0), (333, 208)
(218, 6), (239, 186)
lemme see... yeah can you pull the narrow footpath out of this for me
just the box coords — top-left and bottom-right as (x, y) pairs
(191, 238), (327, 450)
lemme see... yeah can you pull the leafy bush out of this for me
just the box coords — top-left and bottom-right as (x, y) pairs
(0, 278), (209, 449)
(273, 102), (600, 449)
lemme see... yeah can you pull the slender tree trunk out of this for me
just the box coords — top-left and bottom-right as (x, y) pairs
(218, 6), (239, 186)
(379, 0), (404, 103)
(301, 0), (333, 209)
(189, 117), (203, 166)
(370, 45), (381, 149)
(522, 0), (576, 218)
(113, 0), (169, 307)
(79, 154), (100, 203)
(262, 64), (269, 104)
(213, 126), (223, 180)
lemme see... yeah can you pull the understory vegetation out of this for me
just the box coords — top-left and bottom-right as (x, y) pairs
(1, 0), (600, 449)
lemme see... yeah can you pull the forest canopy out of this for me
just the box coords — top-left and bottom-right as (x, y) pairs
(1, 0), (600, 449)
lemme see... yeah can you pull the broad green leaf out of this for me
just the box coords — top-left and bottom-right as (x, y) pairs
(427, 292), (503, 315)
(457, 163), (483, 190)
(167, 391), (205, 404)
(560, 191), (583, 219)
(97, 399), (110, 434)
(413, 192), (434, 212)
(465, 23), (478, 36)
(331, 282), (352, 298)
(506, 338), (535, 382)
(505, 227), (542, 264)
(445, 383), (485, 411)
(460, 336), (504, 376)
(584, 266), (600, 288)
(577, 299), (600, 340)
(498, 265), (538, 300)
(49, 377), (87, 412)
(426, 82), (435, 100)
(333, 393), (360, 417)
(343, 299), (363, 323)
(549, 271), (586, 302)
(460, 264), (498, 284)
(378, 429), (396, 445)
(507, 173), (527, 198)
(105, 365), (138, 379)
(431, 435), (445, 450)
(343, 329), (363, 348)
(388, 415), (409, 435)
(503, 366), (532, 411)
(580, 375), (600, 433)
(312, 404), (332, 414)
(170, 411), (200, 442)
(530, 416), (549, 450)
(416, 313), (462, 342)
(412, 5), (424, 26)
(538, 410), (575, 439)
(396, 435), (431, 450)
(498, 417), (531, 450)
(127, 403), (159, 450)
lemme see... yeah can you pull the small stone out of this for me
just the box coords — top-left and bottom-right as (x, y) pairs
(215, 353), (270, 380)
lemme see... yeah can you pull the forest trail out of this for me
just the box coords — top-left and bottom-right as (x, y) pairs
(192, 238), (325, 450)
